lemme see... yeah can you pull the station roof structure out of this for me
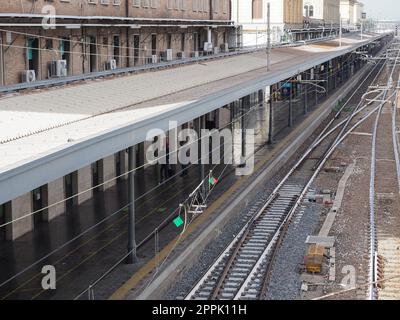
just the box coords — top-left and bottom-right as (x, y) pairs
(0, 33), (387, 204)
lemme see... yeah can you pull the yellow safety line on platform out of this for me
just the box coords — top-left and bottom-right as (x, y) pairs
(107, 62), (384, 299)
(109, 139), (292, 300)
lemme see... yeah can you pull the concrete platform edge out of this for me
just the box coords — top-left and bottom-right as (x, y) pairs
(112, 63), (374, 300)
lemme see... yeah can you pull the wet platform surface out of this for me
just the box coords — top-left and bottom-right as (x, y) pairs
(0, 162), (238, 300)
(0, 52), (369, 299)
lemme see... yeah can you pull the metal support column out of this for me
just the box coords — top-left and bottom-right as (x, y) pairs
(198, 116), (206, 197)
(288, 83), (293, 127)
(304, 83), (308, 115)
(334, 60), (337, 89)
(241, 97), (247, 164)
(315, 74), (318, 106)
(127, 145), (137, 264)
(268, 87), (274, 144)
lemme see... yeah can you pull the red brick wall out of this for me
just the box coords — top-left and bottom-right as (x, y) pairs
(0, 0), (230, 21)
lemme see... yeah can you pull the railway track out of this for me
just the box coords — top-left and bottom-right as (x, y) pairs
(185, 42), (394, 301)
(369, 40), (400, 300)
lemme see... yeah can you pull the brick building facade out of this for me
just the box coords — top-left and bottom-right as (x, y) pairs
(0, 0), (233, 85)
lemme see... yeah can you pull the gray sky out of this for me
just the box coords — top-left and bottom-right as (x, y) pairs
(362, 0), (400, 21)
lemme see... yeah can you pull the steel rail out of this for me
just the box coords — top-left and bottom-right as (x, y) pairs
(369, 41), (400, 300)
(185, 43), (392, 300)
(392, 78), (400, 194)
(239, 93), (396, 300)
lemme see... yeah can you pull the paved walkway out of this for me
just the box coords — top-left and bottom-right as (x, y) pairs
(0, 161), (237, 300)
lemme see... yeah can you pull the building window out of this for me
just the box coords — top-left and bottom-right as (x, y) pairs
(252, 0), (263, 20)
(304, 5), (309, 17)
(304, 4), (314, 18)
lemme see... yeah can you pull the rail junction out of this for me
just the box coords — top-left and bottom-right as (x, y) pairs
(1, 32), (399, 301)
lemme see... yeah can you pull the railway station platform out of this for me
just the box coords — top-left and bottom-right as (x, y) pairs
(0, 33), (389, 206)
(0, 160), (239, 299)
(0, 32), (393, 299)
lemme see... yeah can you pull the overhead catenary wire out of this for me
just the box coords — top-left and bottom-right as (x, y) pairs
(0, 97), (264, 292)
(0, 39), (387, 298)
(0, 129), (235, 294)
(185, 57), (392, 301)
(367, 43), (400, 300)
(74, 142), (235, 300)
(0, 76), (299, 230)
(95, 35), (394, 301)
(0, 27), (337, 57)
(0, 27), (267, 59)
(0, 47), (377, 231)
(0, 27), (353, 68)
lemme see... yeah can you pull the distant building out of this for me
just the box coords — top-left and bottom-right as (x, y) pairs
(303, 0), (340, 27)
(231, 0), (305, 46)
(354, 1), (365, 26)
(340, 0), (364, 30)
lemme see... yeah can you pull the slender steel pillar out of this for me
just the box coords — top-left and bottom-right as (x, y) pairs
(242, 98), (247, 162)
(268, 87), (274, 144)
(288, 83), (293, 127)
(304, 81), (308, 114)
(198, 116), (206, 197)
(315, 75), (318, 106)
(127, 146), (137, 264)
(325, 63), (329, 96)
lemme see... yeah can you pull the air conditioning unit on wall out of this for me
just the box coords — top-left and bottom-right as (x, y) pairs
(203, 42), (213, 53)
(177, 51), (186, 59)
(21, 70), (36, 83)
(161, 49), (173, 61)
(105, 59), (117, 70)
(49, 60), (67, 78)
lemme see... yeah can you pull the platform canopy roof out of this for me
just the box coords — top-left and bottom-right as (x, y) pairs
(0, 33), (387, 204)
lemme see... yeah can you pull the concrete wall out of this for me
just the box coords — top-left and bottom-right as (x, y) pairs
(353, 2), (363, 25)
(304, 0), (340, 26)
(4, 193), (33, 241)
(44, 177), (65, 221)
(325, 0), (340, 25)
(232, 0), (303, 46)
(340, 0), (356, 26)
(116, 150), (129, 179)
(217, 106), (231, 129)
(255, 88), (270, 147)
(101, 154), (117, 190)
(76, 165), (93, 205)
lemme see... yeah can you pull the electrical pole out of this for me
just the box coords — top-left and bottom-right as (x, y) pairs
(127, 146), (137, 264)
(361, 19), (363, 40)
(267, 2), (271, 71)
